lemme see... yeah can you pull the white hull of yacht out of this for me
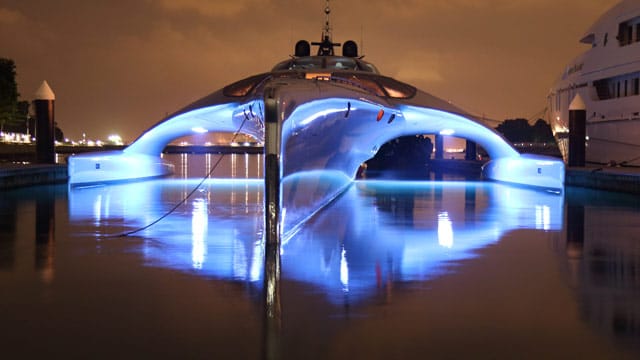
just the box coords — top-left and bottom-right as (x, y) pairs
(549, 0), (640, 166)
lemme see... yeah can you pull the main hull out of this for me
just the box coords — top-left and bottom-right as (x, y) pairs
(551, 87), (640, 166)
(587, 118), (640, 166)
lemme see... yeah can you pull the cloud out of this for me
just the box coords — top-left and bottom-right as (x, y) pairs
(0, 7), (24, 24)
(390, 52), (446, 84)
(0, 0), (622, 141)
(154, 0), (270, 17)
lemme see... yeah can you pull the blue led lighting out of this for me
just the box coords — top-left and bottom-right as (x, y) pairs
(68, 179), (563, 304)
(191, 126), (208, 134)
(68, 101), (266, 185)
(69, 87), (564, 193)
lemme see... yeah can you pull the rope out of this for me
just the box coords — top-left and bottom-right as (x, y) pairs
(585, 136), (640, 167)
(105, 107), (256, 238)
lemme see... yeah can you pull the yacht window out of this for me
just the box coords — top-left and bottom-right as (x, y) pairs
(271, 57), (378, 73)
(330, 72), (416, 98)
(594, 72), (640, 100)
(617, 16), (640, 46)
(360, 63), (380, 74)
(625, 80), (629, 97)
(223, 73), (270, 97)
(604, 33), (608, 46)
(376, 76), (417, 99)
(330, 73), (386, 96)
(326, 58), (358, 71)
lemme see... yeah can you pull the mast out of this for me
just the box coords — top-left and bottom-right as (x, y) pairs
(312, 0), (340, 56)
(323, 0), (332, 40)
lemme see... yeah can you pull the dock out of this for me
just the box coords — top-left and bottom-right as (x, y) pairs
(565, 166), (640, 195)
(0, 163), (68, 190)
(429, 160), (640, 195)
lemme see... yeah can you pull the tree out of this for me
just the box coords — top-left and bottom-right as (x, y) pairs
(531, 119), (554, 143)
(0, 58), (20, 132)
(495, 118), (532, 143)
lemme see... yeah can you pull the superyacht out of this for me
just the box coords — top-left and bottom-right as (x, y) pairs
(549, 0), (640, 166)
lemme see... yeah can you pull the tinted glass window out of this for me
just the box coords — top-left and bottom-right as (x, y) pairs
(223, 73), (270, 97)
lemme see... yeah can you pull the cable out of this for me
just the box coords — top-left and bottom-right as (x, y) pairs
(585, 136), (640, 168)
(105, 107), (256, 238)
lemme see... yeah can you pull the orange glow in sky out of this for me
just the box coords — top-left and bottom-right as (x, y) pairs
(0, 0), (619, 141)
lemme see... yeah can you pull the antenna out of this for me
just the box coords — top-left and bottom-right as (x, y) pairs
(323, 0), (332, 39)
(360, 24), (364, 57)
(312, 0), (340, 56)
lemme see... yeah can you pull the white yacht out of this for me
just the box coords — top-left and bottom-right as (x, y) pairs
(549, 0), (640, 166)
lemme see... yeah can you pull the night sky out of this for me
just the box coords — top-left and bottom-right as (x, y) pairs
(0, 0), (619, 142)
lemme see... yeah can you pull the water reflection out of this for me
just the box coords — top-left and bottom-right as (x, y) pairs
(562, 188), (640, 349)
(69, 179), (265, 280)
(283, 181), (564, 305)
(68, 179), (564, 306)
(0, 195), (17, 270)
(35, 186), (56, 282)
(58, 174), (640, 355)
(191, 198), (208, 269)
(0, 185), (65, 280)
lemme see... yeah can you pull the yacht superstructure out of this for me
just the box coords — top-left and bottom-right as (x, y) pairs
(550, 0), (640, 166)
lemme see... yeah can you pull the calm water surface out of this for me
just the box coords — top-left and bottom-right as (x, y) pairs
(1, 154), (639, 359)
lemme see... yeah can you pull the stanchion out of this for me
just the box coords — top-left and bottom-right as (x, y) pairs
(34, 81), (56, 164)
(568, 94), (586, 167)
(263, 87), (282, 360)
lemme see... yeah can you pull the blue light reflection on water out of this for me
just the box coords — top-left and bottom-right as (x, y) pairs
(69, 178), (265, 281)
(4, 154), (640, 357)
(68, 175), (564, 305)
(280, 180), (563, 304)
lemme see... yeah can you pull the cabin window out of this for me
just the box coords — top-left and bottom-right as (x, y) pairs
(618, 16), (640, 46)
(376, 76), (417, 99)
(330, 72), (416, 98)
(619, 23), (631, 46)
(625, 80), (628, 96)
(594, 79), (611, 100)
(223, 73), (270, 97)
(593, 72), (640, 100)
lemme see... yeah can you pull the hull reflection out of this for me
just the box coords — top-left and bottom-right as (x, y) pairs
(561, 188), (640, 349)
(69, 180), (564, 305)
(69, 179), (265, 282)
(282, 181), (563, 305)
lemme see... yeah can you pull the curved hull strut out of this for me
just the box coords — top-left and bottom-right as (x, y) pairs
(70, 53), (564, 236)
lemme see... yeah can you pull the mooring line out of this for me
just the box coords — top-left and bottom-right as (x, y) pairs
(104, 106), (256, 238)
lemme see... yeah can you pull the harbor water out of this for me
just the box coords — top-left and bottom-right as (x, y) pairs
(1, 154), (639, 359)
